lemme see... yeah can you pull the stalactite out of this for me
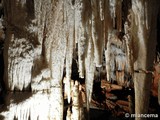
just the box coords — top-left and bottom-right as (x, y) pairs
(64, 77), (71, 103)
(104, 0), (116, 82)
(91, 0), (103, 67)
(144, 1), (148, 30)
(30, 0), (53, 91)
(5, 34), (34, 91)
(106, 31), (119, 82)
(99, 0), (104, 21)
(74, 0), (86, 78)
(85, 35), (95, 115)
(3, 0), (35, 91)
(116, 0), (122, 31)
(103, 0), (113, 48)
(15, 0), (26, 7)
(64, 0), (75, 103)
(123, 22), (133, 74)
(105, 34), (111, 81)
(109, 0), (116, 28)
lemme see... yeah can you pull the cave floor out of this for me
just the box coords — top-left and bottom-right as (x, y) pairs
(63, 77), (160, 120)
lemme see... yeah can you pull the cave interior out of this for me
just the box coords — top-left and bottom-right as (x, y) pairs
(0, 0), (160, 120)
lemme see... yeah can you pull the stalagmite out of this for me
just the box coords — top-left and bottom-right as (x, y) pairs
(66, 108), (72, 120)
(71, 81), (80, 120)
(1, 92), (51, 120)
(65, 81), (84, 120)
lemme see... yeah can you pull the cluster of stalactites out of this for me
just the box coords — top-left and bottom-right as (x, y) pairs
(1, 2), (131, 116)
(63, 0), (124, 75)
(61, 0), (134, 117)
(3, 0), (134, 120)
(4, 0), (128, 96)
